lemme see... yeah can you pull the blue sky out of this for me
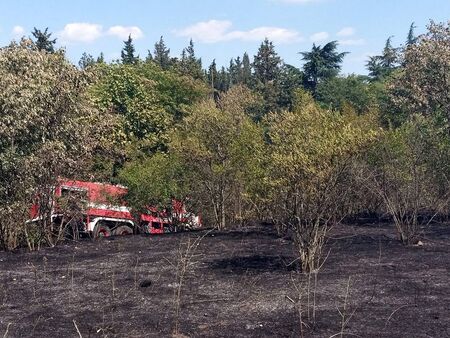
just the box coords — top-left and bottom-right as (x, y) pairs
(1, 0), (449, 74)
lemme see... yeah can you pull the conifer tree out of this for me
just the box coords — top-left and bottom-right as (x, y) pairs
(153, 36), (171, 69)
(253, 38), (283, 115)
(300, 41), (347, 96)
(406, 22), (417, 46)
(31, 27), (56, 52)
(78, 52), (95, 69)
(97, 52), (105, 63)
(242, 52), (252, 86)
(121, 35), (138, 65)
(179, 39), (203, 79)
(208, 59), (218, 90)
(146, 50), (153, 62)
(253, 38), (281, 85)
(381, 36), (398, 69)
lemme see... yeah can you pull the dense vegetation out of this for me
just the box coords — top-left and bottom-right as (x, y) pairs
(0, 21), (449, 272)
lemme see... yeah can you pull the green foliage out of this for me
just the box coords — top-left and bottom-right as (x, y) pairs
(253, 38), (283, 115)
(265, 89), (378, 271)
(90, 62), (208, 160)
(277, 64), (303, 111)
(300, 41), (348, 96)
(119, 152), (187, 212)
(316, 74), (374, 114)
(171, 86), (265, 228)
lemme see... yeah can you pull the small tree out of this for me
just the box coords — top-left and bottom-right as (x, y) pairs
(170, 86), (265, 229)
(367, 115), (450, 244)
(266, 90), (377, 272)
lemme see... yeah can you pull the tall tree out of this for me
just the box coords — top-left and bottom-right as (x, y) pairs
(179, 39), (203, 79)
(207, 59), (219, 91)
(253, 38), (282, 115)
(366, 37), (399, 81)
(121, 35), (138, 65)
(381, 36), (398, 69)
(366, 55), (384, 81)
(406, 22), (417, 46)
(300, 41), (348, 96)
(217, 66), (230, 92)
(278, 64), (303, 110)
(388, 21), (450, 127)
(31, 27), (56, 52)
(153, 36), (171, 70)
(253, 38), (281, 85)
(242, 52), (252, 86)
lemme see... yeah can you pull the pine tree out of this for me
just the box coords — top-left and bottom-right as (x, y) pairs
(382, 36), (397, 69)
(406, 22), (417, 46)
(366, 55), (384, 81)
(97, 52), (105, 63)
(242, 52), (252, 86)
(217, 66), (230, 92)
(366, 36), (399, 81)
(253, 39), (283, 115)
(121, 35), (138, 65)
(78, 52), (95, 69)
(228, 59), (237, 85)
(253, 38), (281, 85)
(208, 59), (218, 90)
(153, 36), (171, 70)
(179, 39), (203, 79)
(146, 50), (153, 62)
(31, 27), (56, 52)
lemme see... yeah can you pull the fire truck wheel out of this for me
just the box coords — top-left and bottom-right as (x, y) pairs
(93, 224), (112, 238)
(113, 225), (133, 236)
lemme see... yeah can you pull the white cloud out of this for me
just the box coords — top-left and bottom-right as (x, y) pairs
(309, 31), (329, 42)
(12, 25), (25, 37)
(337, 27), (355, 37)
(339, 38), (365, 46)
(174, 20), (302, 44)
(59, 23), (103, 43)
(173, 20), (232, 43)
(107, 26), (144, 40)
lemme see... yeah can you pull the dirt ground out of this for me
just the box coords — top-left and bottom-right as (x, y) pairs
(0, 222), (449, 338)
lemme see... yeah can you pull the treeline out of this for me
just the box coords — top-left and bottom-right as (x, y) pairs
(0, 22), (449, 270)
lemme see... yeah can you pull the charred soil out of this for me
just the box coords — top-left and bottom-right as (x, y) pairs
(0, 223), (449, 337)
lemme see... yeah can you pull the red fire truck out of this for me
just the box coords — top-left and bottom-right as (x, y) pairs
(28, 180), (201, 237)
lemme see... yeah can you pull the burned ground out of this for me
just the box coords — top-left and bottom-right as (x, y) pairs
(0, 223), (449, 337)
